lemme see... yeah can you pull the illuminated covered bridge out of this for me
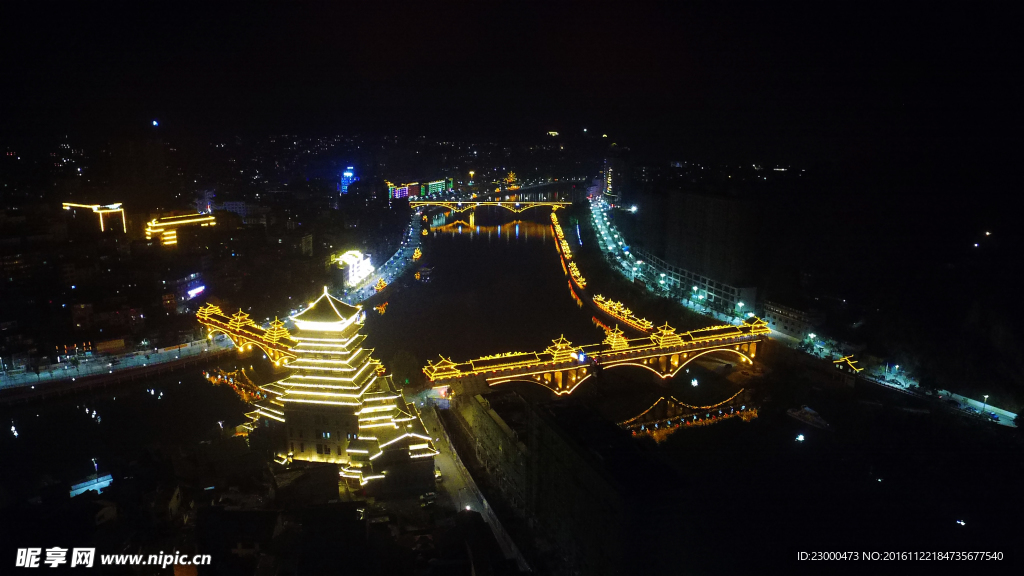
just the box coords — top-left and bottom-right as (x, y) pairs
(409, 200), (571, 213)
(424, 317), (771, 396)
(197, 305), (298, 365)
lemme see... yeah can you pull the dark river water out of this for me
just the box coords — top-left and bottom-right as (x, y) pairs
(362, 206), (604, 370)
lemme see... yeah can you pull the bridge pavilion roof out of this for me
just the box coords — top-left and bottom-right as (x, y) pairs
(291, 287), (360, 324)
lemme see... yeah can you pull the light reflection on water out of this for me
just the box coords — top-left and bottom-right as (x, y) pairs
(363, 206), (600, 374)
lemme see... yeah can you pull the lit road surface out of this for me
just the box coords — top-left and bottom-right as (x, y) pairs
(940, 390), (1017, 427)
(419, 406), (486, 514)
(0, 338), (232, 390)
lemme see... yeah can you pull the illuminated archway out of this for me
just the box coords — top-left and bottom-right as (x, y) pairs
(601, 347), (754, 380)
(678, 347), (754, 370)
(204, 327), (292, 364)
(488, 372), (596, 396)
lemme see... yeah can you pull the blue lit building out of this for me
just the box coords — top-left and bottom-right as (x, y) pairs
(340, 166), (359, 194)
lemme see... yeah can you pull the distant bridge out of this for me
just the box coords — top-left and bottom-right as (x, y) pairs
(409, 200), (571, 214)
(196, 305), (297, 365)
(424, 317), (770, 396)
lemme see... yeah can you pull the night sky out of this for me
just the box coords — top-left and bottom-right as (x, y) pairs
(2, 3), (1019, 186)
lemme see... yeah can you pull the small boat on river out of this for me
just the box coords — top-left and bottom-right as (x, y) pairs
(787, 405), (831, 430)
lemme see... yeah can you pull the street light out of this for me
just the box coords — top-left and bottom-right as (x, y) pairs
(982, 395), (989, 414)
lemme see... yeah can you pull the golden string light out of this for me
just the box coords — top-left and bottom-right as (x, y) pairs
(633, 408), (759, 442)
(592, 295), (654, 332)
(568, 261), (586, 288)
(145, 212), (216, 246)
(221, 288), (440, 483)
(619, 389), (747, 426)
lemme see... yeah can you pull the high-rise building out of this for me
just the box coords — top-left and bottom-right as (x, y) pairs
(249, 289), (437, 490)
(386, 181), (412, 199)
(632, 189), (759, 314)
(424, 179), (450, 196)
(601, 144), (630, 204)
(339, 167), (358, 195)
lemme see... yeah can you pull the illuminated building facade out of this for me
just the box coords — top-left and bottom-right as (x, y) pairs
(388, 179), (453, 199)
(340, 166), (358, 194)
(336, 250), (374, 287)
(145, 213), (216, 246)
(424, 179), (451, 196)
(249, 288), (437, 489)
(62, 202), (127, 233)
(386, 181), (413, 199)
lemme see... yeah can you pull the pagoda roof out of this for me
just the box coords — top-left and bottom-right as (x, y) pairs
(291, 287), (360, 324)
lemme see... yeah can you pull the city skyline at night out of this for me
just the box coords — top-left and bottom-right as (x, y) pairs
(1, 3), (1021, 575)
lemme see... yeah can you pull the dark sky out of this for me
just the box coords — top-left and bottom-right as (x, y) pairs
(1, 3), (1020, 178)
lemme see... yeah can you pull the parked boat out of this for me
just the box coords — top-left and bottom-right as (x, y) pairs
(787, 405), (831, 429)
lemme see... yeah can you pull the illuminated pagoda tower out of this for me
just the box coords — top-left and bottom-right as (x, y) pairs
(249, 287), (437, 491)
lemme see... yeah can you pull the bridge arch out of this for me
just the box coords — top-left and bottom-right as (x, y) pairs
(601, 347), (754, 379)
(205, 327), (285, 363)
(488, 372), (596, 396)
(679, 347), (754, 370)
